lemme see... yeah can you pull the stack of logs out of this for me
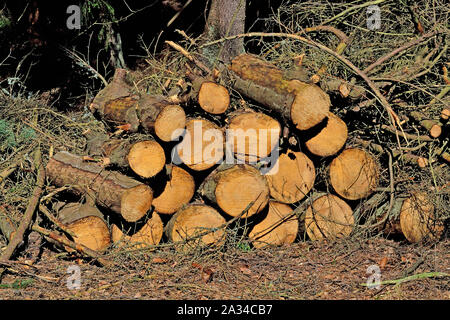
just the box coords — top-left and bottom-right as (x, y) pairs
(44, 54), (446, 253)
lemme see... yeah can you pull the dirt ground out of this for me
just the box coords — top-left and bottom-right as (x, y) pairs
(1, 237), (448, 300)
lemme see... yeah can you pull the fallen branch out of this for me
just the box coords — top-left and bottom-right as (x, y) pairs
(361, 272), (449, 287)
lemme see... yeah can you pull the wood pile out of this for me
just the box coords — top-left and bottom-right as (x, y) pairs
(39, 53), (447, 256)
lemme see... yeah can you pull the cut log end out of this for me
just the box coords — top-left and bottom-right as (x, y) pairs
(329, 148), (380, 200)
(198, 82), (230, 114)
(290, 83), (331, 131)
(266, 150), (315, 203)
(305, 194), (354, 240)
(155, 104), (186, 141)
(152, 165), (195, 214)
(166, 204), (226, 251)
(127, 140), (166, 178)
(228, 111), (281, 162)
(249, 201), (298, 248)
(400, 192), (444, 243)
(111, 212), (163, 249)
(215, 164), (269, 218)
(305, 112), (348, 157)
(120, 184), (153, 222)
(66, 216), (111, 252)
(429, 124), (442, 138)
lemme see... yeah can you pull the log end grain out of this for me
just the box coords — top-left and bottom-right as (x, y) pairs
(154, 104), (186, 141)
(66, 216), (111, 252)
(120, 184), (153, 222)
(198, 82), (230, 114)
(127, 140), (166, 178)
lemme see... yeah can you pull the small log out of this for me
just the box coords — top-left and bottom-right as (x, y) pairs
(229, 53), (331, 130)
(265, 150), (315, 204)
(65, 216), (111, 252)
(46, 151), (153, 222)
(441, 107), (450, 121)
(227, 110), (281, 162)
(111, 211), (164, 249)
(165, 203), (226, 251)
(329, 148), (380, 200)
(248, 201), (298, 248)
(152, 165), (195, 214)
(305, 112), (348, 157)
(199, 164), (270, 218)
(176, 117), (224, 171)
(191, 76), (230, 114)
(409, 111), (442, 138)
(304, 193), (354, 240)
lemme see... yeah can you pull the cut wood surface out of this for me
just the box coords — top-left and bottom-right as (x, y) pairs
(249, 201), (298, 248)
(46, 151), (153, 222)
(152, 165), (195, 214)
(127, 140), (166, 178)
(305, 112), (348, 157)
(400, 192), (444, 243)
(329, 148), (380, 200)
(265, 150), (315, 203)
(305, 193), (354, 240)
(227, 111), (281, 162)
(65, 216), (111, 252)
(165, 204), (226, 251)
(111, 211), (164, 249)
(198, 81), (230, 114)
(199, 164), (270, 218)
(229, 53), (330, 130)
(176, 118), (224, 171)
(409, 111), (442, 138)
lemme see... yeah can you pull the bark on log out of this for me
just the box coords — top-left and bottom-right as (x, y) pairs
(329, 148), (380, 200)
(199, 164), (270, 218)
(304, 193), (354, 240)
(165, 203), (226, 251)
(265, 150), (315, 204)
(46, 151), (153, 222)
(229, 54), (331, 130)
(111, 211), (164, 249)
(227, 110), (281, 162)
(409, 111), (442, 138)
(305, 112), (348, 157)
(248, 201), (298, 248)
(176, 117), (224, 171)
(152, 165), (195, 215)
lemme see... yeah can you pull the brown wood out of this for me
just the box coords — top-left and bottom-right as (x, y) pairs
(305, 112), (348, 157)
(152, 165), (195, 215)
(176, 117), (224, 171)
(227, 111), (281, 162)
(410, 111), (442, 138)
(249, 201), (298, 248)
(165, 203), (226, 251)
(128, 140), (166, 178)
(65, 216), (111, 252)
(229, 54), (331, 130)
(329, 148), (380, 200)
(265, 150), (315, 204)
(304, 194), (354, 240)
(196, 79), (230, 114)
(46, 151), (153, 222)
(199, 164), (270, 218)
(111, 211), (164, 249)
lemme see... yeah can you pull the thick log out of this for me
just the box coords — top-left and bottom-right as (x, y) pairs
(265, 150), (315, 204)
(111, 211), (164, 249)
(199, 164), (270, 218)
(304, 193), (354, 240)
(152, 165), (195, 215)
(248, 201), (298, 248)
(65, 216), (111, 252)
(176, 117), (224, 171)
(46, 151), (153, 222)
(329, 148), (380, 200)
(227, 110), (281, 162)
(191, 76), (230, 114)
(229, 54), (331, 130)
(305, 112), (348, 157)
(165, 203), (226, 251)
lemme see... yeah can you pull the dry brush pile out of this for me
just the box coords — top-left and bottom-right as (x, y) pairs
(0, 0), (449, 268)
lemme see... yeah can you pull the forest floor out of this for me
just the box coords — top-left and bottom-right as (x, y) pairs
(1, 237), (448, 300)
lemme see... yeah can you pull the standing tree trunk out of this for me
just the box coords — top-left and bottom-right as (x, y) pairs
(202, 0), (246, 66)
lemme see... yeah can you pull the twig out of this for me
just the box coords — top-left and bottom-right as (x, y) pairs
(165, 40), (211, 74)
(38, 204), (77, 238)
(381, 124), (434, 142)
(361, 272), (449, 287)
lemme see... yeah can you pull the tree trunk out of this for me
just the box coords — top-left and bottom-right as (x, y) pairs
(46, 151), (153, 222)
(202, 0), (246, 65)
(229, 54), (331, 130)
